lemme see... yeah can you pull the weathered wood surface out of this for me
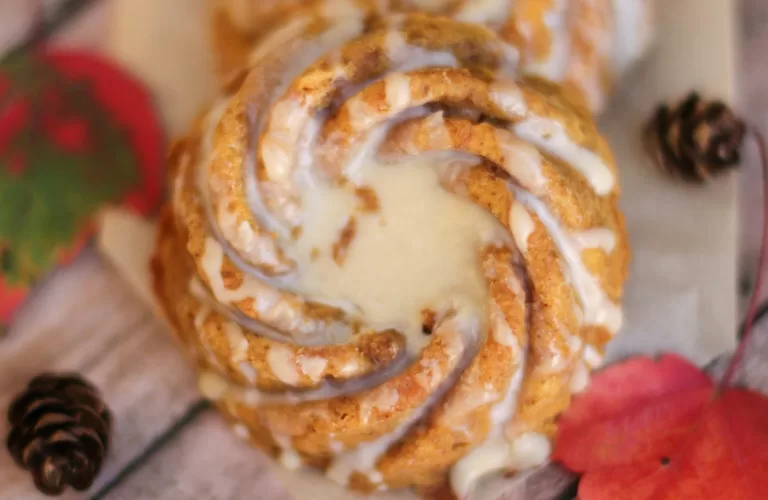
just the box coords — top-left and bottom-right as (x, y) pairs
(0, 252), (203, 499)
(101, 411), (294, 500)
(1, 0), (767, 499)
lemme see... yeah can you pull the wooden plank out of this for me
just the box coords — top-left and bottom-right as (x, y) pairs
(0, 250), (147, 395)
(98, 405), (579, 500)
(101, 411), (294, 500)
(0, 251), (201, 499)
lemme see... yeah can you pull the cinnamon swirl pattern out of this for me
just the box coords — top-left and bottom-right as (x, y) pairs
(212, 0), (655, 113)
(154, 11), (629, 499)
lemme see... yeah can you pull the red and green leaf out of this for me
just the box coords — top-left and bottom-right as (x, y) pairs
(554, 129), (768, 500)
(0, 49), (163, 325)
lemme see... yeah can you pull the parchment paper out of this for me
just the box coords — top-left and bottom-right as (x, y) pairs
(105, 0), (738, 497)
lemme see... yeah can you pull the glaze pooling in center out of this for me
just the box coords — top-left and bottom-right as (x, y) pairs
(287, 155), (508, 352)
(155, 8), (635, 498)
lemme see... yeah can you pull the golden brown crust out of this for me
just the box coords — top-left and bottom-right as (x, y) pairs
(154, 11), (630, 496)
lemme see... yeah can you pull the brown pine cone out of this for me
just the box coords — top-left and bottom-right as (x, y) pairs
(644, 92), (746, 182)
(6, 373), (112, 496)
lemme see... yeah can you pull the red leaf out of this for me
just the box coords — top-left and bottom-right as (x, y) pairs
(40, 50), (164, 213)
(0, 281), (27, 325)
(554, 356), (768, 500)
(0, 99), (30, 152)
(0, 48), (163, 326)
(44, 114), (92, 152)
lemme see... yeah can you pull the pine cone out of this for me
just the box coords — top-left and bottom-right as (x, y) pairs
(644, 92), (746, 182)
(6, 373), (112, 496)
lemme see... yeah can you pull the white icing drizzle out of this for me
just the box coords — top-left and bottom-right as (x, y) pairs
(451, 440), (511, 499)
(442, 384), (499, 435)
(514, 190), (622, 334)
(422, 111), (453, 150)
(199, 236), (274, 306)
(583, 344), (604, 368)
(385, 31), (459, 72)
(346, 96), (375, 131)
(193, 302), (210, 332)
(199, 236), (351, 345)
(509, 202), (535, 253)
(569, 361), (590, 393)
(274, 434), (303, 470)
(539, 321), (577, 374)
(267, 344), (301, 385)
(513, 117), (614, 196)
(414, 358), (443, 391)
(448, 293), (527, 496)
(359, 387), (401, 424)
(384, 73), (413, 114)
(224, 322), (249, 362)
(506, 273), (523, 297)
(490, 301), (518, 348)
(506, 432), (551, 469)
(196, 99), (292, 271)
(497, 42), (522, 78)
(296, 355), (328, 382)
(490, 359), (524, 429)
(572, 228), (616, 254)
(488, 80), (528, 118)
(494, 129), (548, 196)
(251, 12), (368, 228)
(566, 332), (583, 354)
(329, 438), (346, 453)
(454, 0), (511, 27)
(238, 362), (259, 383)
(450, 358), (525, 498)
(198, 371), (229, 401)
(260, 100), (313, 195)
(233, 423), (251, 440)
(193, 305), (228, 370)
(522, 0), (570, 81)
(221, 321), (261, 382)
(338, 358), (362, 377)
(327, 410), (409, 486)
(384, 30), (408, 61)
(612, 0), (655, 74)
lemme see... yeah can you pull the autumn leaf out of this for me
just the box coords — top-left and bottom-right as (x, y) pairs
(0, 49), (163, 325)
(551, 124), (768, 500)
(553, 354), (768, 500)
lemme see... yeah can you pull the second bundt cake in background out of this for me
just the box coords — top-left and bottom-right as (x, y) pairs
(210, 0), (655, 114)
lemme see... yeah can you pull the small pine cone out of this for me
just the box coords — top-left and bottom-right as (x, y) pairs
(6, 373), (112, 496)
(644, 92), (746, 182)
